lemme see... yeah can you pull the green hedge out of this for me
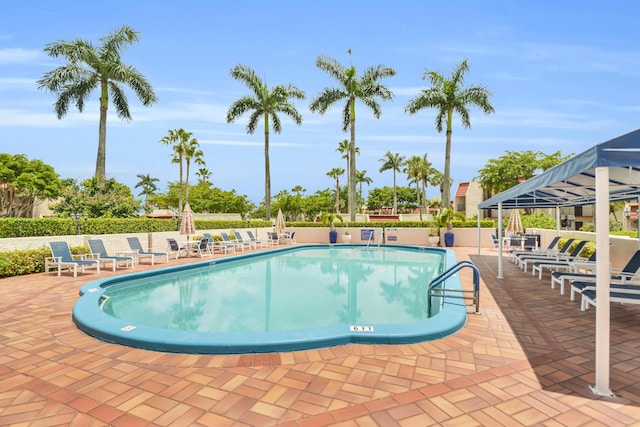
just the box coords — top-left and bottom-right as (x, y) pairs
(288, 219), (496, 229)
(0, 245), (90, 278)
(0, 218), (273, 238)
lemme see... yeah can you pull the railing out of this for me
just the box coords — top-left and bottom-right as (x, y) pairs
(428, 260), (480, 316)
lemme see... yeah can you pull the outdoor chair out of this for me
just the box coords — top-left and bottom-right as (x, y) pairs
(127, 237), (169, 265)
(563, 250), (640, 299)
(45, 241), (100, 277)
(192, 237), (213, 258)
(166, 238), (189, 259)
(202, 233), (232, 253)
(233, 231), (256, 250)
(530, 240), (588, 279)
(510, 236), (561, 261)
(88, 239), (134, 271)
(580, 286), (640, 311)
(246, 230), (269, 247)
(221, 232), (247, 251)
(516, 239), (576, 272)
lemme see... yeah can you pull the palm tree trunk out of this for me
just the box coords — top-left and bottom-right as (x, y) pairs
(416, 181), (422, 221)
(349, 99), (356, 221)
(335, 178), (340, 212)
(264, 113), (271, 220)
(178, 153), (183, 212)
(443, 109), (453, 208)
(185, 160), (190, 205)
(96, 81), (108, 185)
(392, 172), (398, 215)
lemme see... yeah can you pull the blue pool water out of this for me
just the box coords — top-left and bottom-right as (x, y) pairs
(73, 244), (468, 354)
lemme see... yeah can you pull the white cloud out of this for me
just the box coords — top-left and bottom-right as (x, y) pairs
(0, 48), (44, 64)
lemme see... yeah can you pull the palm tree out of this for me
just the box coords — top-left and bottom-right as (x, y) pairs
(135, 173), (159, 214)
(310, 50), (396, 221)
(418, 154), (434, 215)
(196, 167), (212, 185)
(336, 139), (360, 181)
(181, 138), (205, 205)
(327, 168), (345, 213)
(355, 169), (373, 213)
(160, 128), (195, 212)
(404, 155), (427, 221)
(378, 151), (406, 215)
(226, 64), (305, 220)
(405, 58), (494, 207)
(37, 25), (157, 184)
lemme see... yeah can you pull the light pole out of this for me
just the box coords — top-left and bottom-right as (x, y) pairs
(70, 212), (88, 235)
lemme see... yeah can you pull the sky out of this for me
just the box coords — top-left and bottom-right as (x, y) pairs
(2, 1), (640, 206)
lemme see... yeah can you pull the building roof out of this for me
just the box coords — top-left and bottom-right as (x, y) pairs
(455, 182), (469, 198)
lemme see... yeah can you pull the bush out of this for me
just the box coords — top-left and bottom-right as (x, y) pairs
(0, 245), (89, 278)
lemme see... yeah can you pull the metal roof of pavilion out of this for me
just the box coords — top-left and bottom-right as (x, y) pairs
(478, 128), (640, 209)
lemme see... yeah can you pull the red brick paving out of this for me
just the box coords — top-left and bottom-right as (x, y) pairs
(1, 246), (640, 425)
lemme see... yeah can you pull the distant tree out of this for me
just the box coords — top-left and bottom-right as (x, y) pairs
(405, 58), (494, 207)
(366, 186), (417, 212)
(476, 150), (570, 195)
(135, 173), (159, 214)
(151, 182), (255, 214)
(51, 177), (140, 218)
(37, 25), (157, 184)
(404, 155), (429, 220)
(336, 139), (360, 181)
(310, 50), (396, 221)
(327, 167), (345, 213)
(355, 169), (373, 210)
(159, 128), (198, 212)
(181, 137), (205, 205)
(226, 64), (305, 220)
(196, 167), (213, 185)
(378, 151), (406, 215)
(0, 154), (62, 217)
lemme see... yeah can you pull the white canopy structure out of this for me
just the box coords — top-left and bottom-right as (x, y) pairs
(477, 128), (640, 397)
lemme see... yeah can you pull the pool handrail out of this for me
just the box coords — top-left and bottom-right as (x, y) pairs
(428, 260), (480, 316)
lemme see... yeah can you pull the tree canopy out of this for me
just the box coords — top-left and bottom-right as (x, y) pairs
(0, 154), (62, 218)
(476, 150), (571, 194)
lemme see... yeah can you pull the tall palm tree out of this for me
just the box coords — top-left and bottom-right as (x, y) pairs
(327, 167), (345, 213)
(310, 50), (396, 221)
(181, 138), (205, 205)
(404, 155), (426, 221)
(135, 173), (159, 214)
(160, 128), (195, 212)
(418, 154), (434, 215)
(378, 151), (406, 215)
(336, 139), (360, 181)
(37, 25), (157, 184)
(405, 58), (494, 207)
(355, 169), (373, 212)
(226, 64), (305, 220)
(196, 167), (212, 185)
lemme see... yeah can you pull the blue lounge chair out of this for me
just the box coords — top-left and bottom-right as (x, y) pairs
(45, 241), (100, 277)
(580, 286), (640, 311)
(192, 237), (213, 257)
(516, 239), (576, 272)
(565, 250), (640, 299)
(88, 239), (134, 271)
(530, 241), (588, 279)
(166, 238), (188, 259)
(127, 237), (169, 265)
(221, 232), (246, 251)
(510, 236), (561, 260)
(202, 233), (232, 253)
(246, 230), (269, 247)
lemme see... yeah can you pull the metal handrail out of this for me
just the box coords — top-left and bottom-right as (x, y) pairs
(428, 260), (480, 316)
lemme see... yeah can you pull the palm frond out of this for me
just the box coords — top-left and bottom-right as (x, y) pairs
(109, 82), (132, 121)
(309, 87), (347, 114)
(315, 55), (346, 83)
(230, 64), (264, 98)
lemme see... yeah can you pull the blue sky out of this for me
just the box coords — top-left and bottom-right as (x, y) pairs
(1, 1), (640, 206)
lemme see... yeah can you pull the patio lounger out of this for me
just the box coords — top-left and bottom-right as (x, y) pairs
(166, 238), (189, 258)
(509, 236), (561, 261)
(45, 241), (100, 277)
(192, 237), (213, 257)
(202, 233), (232, 254)
(530, 241), (589, 279)
(127, 237), (169, 265)
(234, 231), (256, 249)
(516, 239), (576, 272)
(246, 230), (269, 247)
(580, 286), (640, 311)
(221, 232), (247, 251)
(553, 249), (640, 297)
(88, 239), (135, 271)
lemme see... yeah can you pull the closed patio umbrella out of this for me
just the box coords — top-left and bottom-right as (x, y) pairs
(506, 209), (524, 235)
(275, 209), (286, 234)
(180, 203), (197, 254)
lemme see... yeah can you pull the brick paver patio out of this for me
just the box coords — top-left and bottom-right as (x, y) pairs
(1, 246), (639, 426)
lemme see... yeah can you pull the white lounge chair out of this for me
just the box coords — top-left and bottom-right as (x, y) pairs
(580, 286), (640, 311)
(45, 241), (100, 277)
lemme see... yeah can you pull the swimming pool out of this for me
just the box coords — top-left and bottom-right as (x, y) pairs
(73, 244), (468, 354)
